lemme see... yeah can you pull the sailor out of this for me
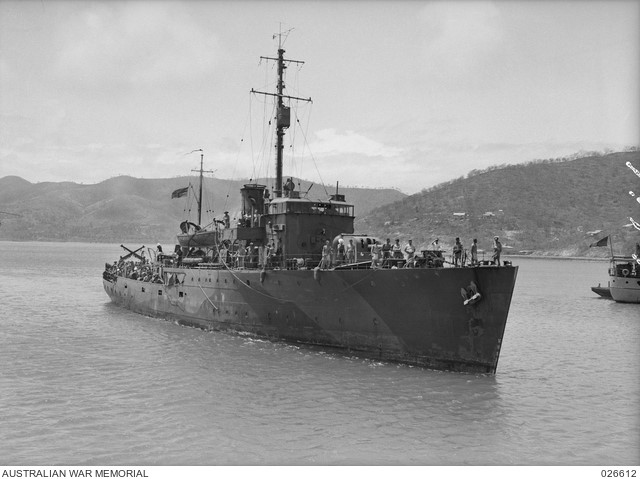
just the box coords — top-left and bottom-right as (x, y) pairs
(336, 235), (346, 265)
(174, 245), (183, 266)
(236, 242), (246, 268)
(382, 238), (392, 266)
(265, 242), (276, 267)
(346, 239), (356, 263)
(453, 237), (463, 267)
(156, 244), (163, 262)
(470, 238), (478, 265)
(247, 242), (256, 268)
(274, 243), (283, 266)
(223, 211), (230, 228)
(392, 238), (403, 259)
(493, 236), (502, 266)
(320, 240), (332, 269)
(430, 238), (441, 251)
(284, 177), (295, 197)
(371, 240), (382, 268)
(404, 239), (416, 262)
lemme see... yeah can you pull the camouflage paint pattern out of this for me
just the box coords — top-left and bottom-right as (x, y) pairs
(104, 264), (518, 373)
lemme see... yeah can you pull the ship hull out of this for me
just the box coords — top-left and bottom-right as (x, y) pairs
(103, 265), (518, 373)
(609, 276), (640, 303)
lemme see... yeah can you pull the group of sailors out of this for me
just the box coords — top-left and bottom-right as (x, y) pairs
(320, 236), (426, 269)
(218, 241), (282, 269)
(350, 235), (504, 270)
(103, 258), (163, 283)
(433, 235), (503, 267)
(105, 233), (506, 280)
(316, 234), (506, 270)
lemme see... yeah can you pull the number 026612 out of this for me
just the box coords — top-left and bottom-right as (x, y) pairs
(601, 471), (636, 478)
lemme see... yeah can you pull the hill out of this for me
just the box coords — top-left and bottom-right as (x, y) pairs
(355, 151), (640, 257)
(0, 175), (405, 243)
(1, 151), (638, 257)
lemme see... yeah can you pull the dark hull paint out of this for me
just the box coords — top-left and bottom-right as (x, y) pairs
(103, 265), (518, 373)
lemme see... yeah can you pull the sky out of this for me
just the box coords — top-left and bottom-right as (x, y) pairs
(0, 0), (638, 195)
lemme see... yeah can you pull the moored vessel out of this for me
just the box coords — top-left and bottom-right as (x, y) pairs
(103, 35), (519, 373)
(589, 235), (640, 303)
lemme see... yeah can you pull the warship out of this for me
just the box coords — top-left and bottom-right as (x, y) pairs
(103, 37), (519, 374)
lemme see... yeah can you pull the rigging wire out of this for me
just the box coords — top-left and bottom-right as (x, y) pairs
(294, 104), (329, 197)
(285, 66), (301, 180)
(287, 96), (313, 186)
(221, 95), (254, 218)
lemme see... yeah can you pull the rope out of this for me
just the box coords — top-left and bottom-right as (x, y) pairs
(198, 284), (218, 310)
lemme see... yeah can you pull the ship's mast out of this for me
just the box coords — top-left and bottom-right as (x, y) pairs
(252, 31), (311, 198)
(275, 46), (286, 197)
(190, 150), (215, 226)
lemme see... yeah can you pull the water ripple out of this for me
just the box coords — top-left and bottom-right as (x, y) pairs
(0, 245), (638, 465)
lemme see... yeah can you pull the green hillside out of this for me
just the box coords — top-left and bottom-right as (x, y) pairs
(355, 151), (640, 258)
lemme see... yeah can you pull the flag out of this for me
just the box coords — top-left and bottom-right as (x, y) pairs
(590, 235), (609, 247)
(171, 187), (188, 199)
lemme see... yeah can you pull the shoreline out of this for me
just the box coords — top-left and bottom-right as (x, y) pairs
(504, 253), (609, 262)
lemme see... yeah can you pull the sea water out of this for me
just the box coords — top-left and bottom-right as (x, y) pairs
(0, 241), (638, 465)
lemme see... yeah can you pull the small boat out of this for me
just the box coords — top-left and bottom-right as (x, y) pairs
(590, 284), (612, 299)
(590, 235), (639, 303)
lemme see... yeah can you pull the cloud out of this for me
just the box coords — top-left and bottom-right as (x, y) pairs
(310, 129), (404, 158)
(54, 3), (220, 88)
